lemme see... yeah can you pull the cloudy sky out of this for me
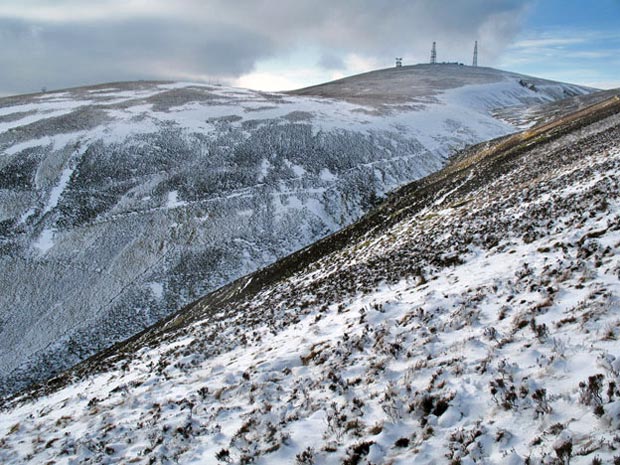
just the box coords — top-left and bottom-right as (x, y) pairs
(0, 0), (618, 96)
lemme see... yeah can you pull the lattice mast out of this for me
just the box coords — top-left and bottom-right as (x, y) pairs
(473, 41), (478, 67)
(430, 42), (437, 64)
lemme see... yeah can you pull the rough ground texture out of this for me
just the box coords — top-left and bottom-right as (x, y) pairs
(1, 95), (619, 464)
(0, 65), (591, 395)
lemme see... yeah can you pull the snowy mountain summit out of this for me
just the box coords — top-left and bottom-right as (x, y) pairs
(1, 83), (619, 463)
(0, 65), (592, 395)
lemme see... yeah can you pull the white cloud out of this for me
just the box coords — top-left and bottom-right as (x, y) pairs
(513, 37), (585, 48)
(343, 54), (383, 75)
(235, 69), (326, 92)
(236, 53), (387, 91)
(585, 81), (620, 90)
(0, 1), (169, 22)
(497, 26), (620, 88)
(0, 0), (532, 95)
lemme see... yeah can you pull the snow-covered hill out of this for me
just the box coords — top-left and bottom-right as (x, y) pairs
(493, 87), (620, 129)
(0, 65), (592, 395)
(1, 93), (619, 465)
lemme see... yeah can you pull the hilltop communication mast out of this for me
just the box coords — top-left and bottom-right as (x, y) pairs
(430, 42), (437, 64)
(472, 41), (478, 67)
(395, 57), (403, 68)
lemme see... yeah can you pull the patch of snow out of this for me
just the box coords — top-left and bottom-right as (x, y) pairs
(258, 158), (271, 182)
(0, 109), (76, 134)
(319, 168), (338, 182)
(32, 229), (55, 255)
(147, 282), (164, 300)
(3, 137), (51, 156)
(166, 191), (187, 209)
(17, 208), (36, 225)
(41, 167), (74, 215)
(289, 162), (306, 177)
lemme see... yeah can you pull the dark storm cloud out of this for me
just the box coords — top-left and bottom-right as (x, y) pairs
(0, 0), (531, 95)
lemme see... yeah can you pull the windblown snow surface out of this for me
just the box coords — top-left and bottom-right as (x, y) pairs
(0, 95), (618, 464)
(0, 65), (592, 394)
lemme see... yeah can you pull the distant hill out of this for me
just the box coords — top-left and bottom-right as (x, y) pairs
(290, 64), (591, 106)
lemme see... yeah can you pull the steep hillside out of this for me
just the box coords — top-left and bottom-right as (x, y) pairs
(0, 66), (592, 395)
(1, 95), (619, 465)
(494, 87), (620, 128)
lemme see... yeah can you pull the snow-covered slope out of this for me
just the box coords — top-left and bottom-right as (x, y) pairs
(0, 65), (592, 395)
(1, 95), (619, 465)
(493, 87), (620, 129)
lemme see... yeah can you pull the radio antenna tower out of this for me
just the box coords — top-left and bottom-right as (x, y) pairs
(472, 40), (478, 67)
(430, 42), (437, 64)
(395, 57), (403, 68)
